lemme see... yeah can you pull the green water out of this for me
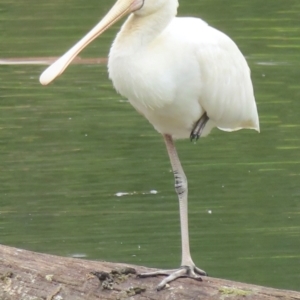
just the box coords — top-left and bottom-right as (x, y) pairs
(1, 0), (300, 292)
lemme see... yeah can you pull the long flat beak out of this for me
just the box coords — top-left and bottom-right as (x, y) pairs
(40, 0), (143, 85)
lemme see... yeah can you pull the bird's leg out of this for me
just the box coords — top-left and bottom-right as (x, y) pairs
(138, 134), (206, 290)
(190, 112), (209, 142)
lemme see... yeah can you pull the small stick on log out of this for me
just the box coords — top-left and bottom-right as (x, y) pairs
(0, 244), (299, 300)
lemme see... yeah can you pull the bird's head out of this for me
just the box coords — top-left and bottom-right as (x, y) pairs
(134, 0), (178, 16)
(39, 0), (178, 85)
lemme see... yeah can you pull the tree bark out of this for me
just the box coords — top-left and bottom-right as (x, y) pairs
(0, 244), (299, 300)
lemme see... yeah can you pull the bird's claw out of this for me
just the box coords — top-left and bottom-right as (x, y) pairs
(138, 265), (206, 291)
(190, 112), (209, 142)
(190, 132), (200, 142)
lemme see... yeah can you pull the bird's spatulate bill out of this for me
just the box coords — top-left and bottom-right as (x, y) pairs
(39, 0), (143, 85)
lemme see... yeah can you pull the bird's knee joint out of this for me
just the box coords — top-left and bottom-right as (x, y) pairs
(173, 171), (187, 195)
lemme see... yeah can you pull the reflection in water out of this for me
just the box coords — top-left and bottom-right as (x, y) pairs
(0, 0), (300, 292)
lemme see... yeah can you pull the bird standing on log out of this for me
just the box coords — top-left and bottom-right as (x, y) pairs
(40, 0), (259, 290)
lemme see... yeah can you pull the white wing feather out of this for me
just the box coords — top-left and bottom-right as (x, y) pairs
(169, 18), (260, 132)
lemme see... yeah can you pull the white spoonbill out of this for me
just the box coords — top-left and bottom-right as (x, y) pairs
(40, 0), (259, 290)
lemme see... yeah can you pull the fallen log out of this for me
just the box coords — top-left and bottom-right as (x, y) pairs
(0, 244), (299, 300)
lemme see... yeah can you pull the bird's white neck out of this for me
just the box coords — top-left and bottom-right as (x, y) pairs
(112, 0), (178, 51)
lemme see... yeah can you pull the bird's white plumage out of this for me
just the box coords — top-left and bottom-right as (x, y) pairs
(39, 0), (260, 289)
(108, 7), (259, 139)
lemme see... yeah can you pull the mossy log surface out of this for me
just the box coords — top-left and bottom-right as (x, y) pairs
(0, 244), (299, 300)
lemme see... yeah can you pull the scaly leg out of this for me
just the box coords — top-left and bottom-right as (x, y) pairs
(138, 134), (206, 290)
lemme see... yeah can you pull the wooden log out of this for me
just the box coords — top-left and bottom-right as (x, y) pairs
(0, 244), (299, 300)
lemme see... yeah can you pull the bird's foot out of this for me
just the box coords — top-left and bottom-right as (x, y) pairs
(190, 112), (209, 142)
(138, 265), (206, 291)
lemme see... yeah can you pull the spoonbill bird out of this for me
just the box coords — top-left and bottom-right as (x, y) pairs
(40, 0), (259, 290)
